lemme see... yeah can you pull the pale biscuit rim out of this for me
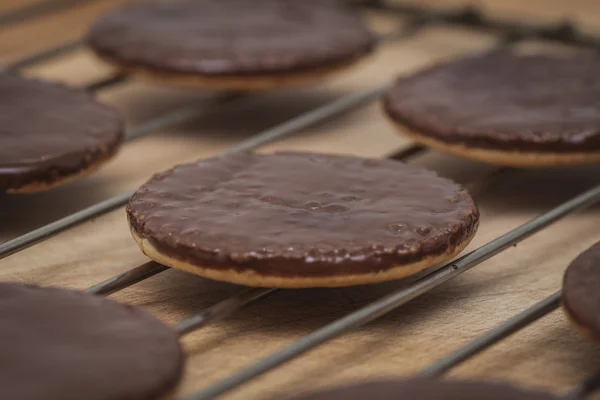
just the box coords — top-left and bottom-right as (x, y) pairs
(5, 147), (121, 194)
(129, 229), (477, 288)
(387, 120), (600, 167)
(93, 53), (373, 91)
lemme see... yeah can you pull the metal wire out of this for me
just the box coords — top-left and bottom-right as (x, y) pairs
(0, 0), (95, 27)
(125, 92), (244, 141)
(84, 73), (128, 92)
(175, 288), (276, 336)
(184, 183), (600, 400)
(2, 39), (83, 71)
(419, 291), (562, 377)
(1, 192), (133, 259)
(85, 261), (168, 296)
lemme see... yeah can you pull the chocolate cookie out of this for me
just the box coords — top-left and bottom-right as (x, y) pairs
(86, 0), (376, 90)
(562, 241), (600, 342)
(0, 73), (123, 193)
(0, 282), (183, 400)
(383, 52), (600, 167)
(126, 152), (479, 288)
(276, 379), (557, 400)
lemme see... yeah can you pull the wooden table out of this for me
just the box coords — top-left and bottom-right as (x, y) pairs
(2, 1), (600, 399)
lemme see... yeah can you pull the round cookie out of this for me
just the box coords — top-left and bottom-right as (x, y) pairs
(126, 152), (479, 288)
(86, 0), (376, 91)
(562, 240), (600, 343)
(383, 52), (600, 167)
(0, 282), (183, 400)
(0, 73), (123, 193)
(275, 379), (557, 400)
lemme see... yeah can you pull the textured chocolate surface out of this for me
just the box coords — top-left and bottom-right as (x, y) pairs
(127, 152), (479, 278)
(563, 241), (600, 341)
(277, 379), (557, 400)
(384, 52), (600, 153)
(87, 0), (375, 76)
(0, 282), (183, 400)
(0, 73), (123, 191)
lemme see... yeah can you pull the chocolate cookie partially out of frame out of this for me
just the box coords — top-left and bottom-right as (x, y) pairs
(275, 379), (557, 400)
(126, 152), (479, 288)
(0, 73), (123, 193)
(383, 52), (600, 167)
(86, 0), (376, 91)
(562, 241), (600, 343)
(0, 282), (184, 400)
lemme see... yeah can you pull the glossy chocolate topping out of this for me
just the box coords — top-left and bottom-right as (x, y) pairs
(127, 152), (479, 277)
(277, 379), (557, 400)
(563, 241), (600, 341)
(384, 52), (600, 153)
(87, 0), (376, 76)
(0, 73), (123, 191)
(0, 282), (183, 400)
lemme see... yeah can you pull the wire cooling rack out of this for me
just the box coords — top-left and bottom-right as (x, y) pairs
(2, 0), (600, 399)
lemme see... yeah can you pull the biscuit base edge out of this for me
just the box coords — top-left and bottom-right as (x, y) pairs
(94, 54), (373, 91)
(389, 121), (600, 167)
(130, 230), (476, 288)
(5, 149), (120, 194)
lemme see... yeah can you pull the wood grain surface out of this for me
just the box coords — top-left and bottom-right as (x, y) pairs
(2, 1), (600, 399)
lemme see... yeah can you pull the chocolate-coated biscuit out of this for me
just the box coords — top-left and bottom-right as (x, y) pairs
(0, 282), (184, 400)
(275, 379), (557, 400)
(126, 152), (479, 288)
(86, 0), (376, 90)
(383, 52), (600, 167)
(562, 241), (600, 343)
(0, 73), (123, 193)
